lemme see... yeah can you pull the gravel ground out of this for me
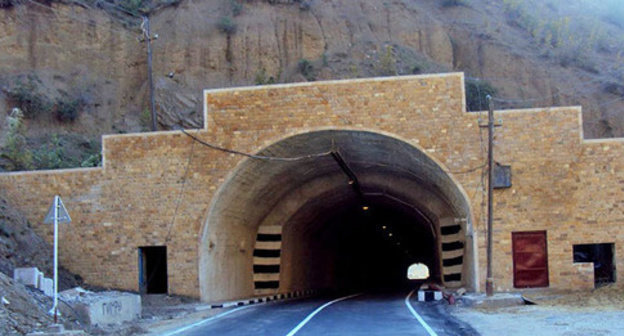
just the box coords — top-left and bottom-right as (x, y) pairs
(452, 305), (624, 336)
(451, 285), (624, 336)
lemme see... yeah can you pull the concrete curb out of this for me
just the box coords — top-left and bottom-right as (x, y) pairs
(459, 293), (525, 308)
(195, 289), (322, 311)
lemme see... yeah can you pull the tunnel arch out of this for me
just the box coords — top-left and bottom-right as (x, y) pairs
(199, 129), (478, 302)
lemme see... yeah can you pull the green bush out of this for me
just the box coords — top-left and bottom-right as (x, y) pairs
(6, 77), (51, 119)
(32, 136), (65, 170)
(81, 153), (102, 168)
(230, 0), (242, 16)
(217, 16), (237, 34)
(502, 0), (538, 33)
(0, 109), (33, 170)
(55, 98), (82, 122)
(441, 0), (469, 7)
(378, 45), (397, 76)
(297, 59), (315, 81)
(299, 1), (311, 11)
(465, 78), (497, 111)
(254, 68), (276, 85)
(0, 0), (16, 8)
(120, 0), (146, 15)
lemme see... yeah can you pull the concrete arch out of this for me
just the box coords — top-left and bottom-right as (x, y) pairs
(199, 129), (478, 302)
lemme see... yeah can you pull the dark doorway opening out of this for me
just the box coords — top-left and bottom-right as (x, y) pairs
(139, 246), (168, 294)
(573, 243), (616, 287)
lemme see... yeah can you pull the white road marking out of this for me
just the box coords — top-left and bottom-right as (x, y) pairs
(285, 293), (362, 336)
(160, 305), (252, 336)
(405, 289), (439, 336)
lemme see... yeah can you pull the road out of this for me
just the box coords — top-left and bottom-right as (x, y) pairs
(162, 290), (478, 336)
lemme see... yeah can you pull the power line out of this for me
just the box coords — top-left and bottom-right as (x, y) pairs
(165, 138), (195, 243)
(180, 129), (333, 162)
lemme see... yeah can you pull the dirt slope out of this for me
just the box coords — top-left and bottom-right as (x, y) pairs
(0, 0), (623, 166)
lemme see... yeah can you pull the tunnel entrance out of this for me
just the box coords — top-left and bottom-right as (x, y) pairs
(200, 130), (477, 302)
(279, 194), (440, 294)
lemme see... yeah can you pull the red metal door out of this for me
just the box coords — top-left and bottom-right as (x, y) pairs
(512, 231), (549, 288)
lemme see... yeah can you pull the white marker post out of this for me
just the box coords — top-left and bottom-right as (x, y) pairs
(43, 195), (71, 323)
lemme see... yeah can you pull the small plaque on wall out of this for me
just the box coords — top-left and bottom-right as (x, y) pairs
(493, 163), (511, 189)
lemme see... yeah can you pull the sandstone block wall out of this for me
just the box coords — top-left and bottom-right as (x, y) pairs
(0, 73), (622, 300)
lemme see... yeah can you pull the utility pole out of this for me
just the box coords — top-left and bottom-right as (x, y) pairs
(141, 16), (158, 131)
(485, 95), (495, 296)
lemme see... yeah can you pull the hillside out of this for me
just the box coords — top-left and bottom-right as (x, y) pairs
(0, 0), (623, 171)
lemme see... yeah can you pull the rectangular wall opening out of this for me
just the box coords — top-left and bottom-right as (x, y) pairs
(138, 246), (168, 294)
(573, 243), (616, 287)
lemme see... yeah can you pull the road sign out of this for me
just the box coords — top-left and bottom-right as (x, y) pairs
(43, 195), (71, 323)
(44, 197), (71, 224)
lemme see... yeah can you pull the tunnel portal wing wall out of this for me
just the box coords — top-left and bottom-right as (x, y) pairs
(0, 73), (623, 301)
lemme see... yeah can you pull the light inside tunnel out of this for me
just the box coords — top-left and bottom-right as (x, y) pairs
(407, 263), (430, 280)
(199, 130), (476, 302)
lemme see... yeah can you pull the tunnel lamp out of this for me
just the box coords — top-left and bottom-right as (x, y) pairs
(388, 233), (393, 237)
(348, 180), (355, 185)
(382, 225), (387, 230)
(362, 206), (369, 211)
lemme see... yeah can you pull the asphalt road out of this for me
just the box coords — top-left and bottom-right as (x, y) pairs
(163, 290), (477, 336)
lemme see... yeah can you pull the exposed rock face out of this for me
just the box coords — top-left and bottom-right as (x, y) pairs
(0, 0), (623, 139)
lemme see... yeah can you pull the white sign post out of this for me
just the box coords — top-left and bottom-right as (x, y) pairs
(43, 195), (71, 323)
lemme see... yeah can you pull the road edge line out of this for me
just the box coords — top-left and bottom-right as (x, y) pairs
(405, 289), (439, 336)
(285, 293), (362, 336)
(160, 305), (251, 336)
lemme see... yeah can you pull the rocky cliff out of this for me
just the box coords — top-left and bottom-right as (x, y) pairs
(0, 0), (623, 167)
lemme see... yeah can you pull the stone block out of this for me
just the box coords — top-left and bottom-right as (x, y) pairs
(13, 267), (40, 287)
(59, 290), (141, 326)
(37, 272), (45, 289)
(41, 278), (54, 297)
(417, 290), (442, 302)
(460, 293), (524, 308)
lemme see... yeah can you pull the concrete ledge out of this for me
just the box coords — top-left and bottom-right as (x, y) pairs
(196, 289), (322, 311)
(459, 293), (525, 308)
(59, 289), (141, 327)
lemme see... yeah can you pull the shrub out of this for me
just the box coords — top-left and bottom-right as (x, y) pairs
(0, 108), (33, 170)
(297, 59), (315, 81)
(32, 136), (65, 170)
(299, 0), (311, 11)
(555, 46), (598, 73)
(378, 45), (397, 76)
(81, 153), (102, 168)
(502, 0), (538, 33)
(121, 0), (145, 15)
(140, 107), (152, 130)
(254, 68), (275, 85)
(6, 77), (51, 119)
(217, 16), (237, 34)
(55, 98), (82, 122)
(441, 0), (469, 8)
(230, 0), (242, 16)
(0, 0), (16, 9)
(465, 78), (497, 111)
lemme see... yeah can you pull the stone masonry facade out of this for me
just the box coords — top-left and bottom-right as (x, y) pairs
(0, 73), (622, 299)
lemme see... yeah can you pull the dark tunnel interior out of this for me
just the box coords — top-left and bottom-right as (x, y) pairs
(281, 195), (440, 293)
